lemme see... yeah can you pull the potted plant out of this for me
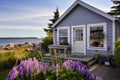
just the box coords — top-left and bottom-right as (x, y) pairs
(94, 54), (104, 64)
(109, 55), (116, 67)
(98, 32), (105, 39)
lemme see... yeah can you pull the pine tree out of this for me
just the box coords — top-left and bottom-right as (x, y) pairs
(42, 7), (59, 52)
(108, 0), (120, 18)
(44, 7), (59, 33)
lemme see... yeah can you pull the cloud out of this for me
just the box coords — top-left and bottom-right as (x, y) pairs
(0, 25), (46, 30)
(0, 4), (54, 22)
(0, 12), (53, 22)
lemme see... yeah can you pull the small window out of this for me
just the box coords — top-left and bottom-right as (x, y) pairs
(74, 28), (83, 41)
(59, 29), (68, 45)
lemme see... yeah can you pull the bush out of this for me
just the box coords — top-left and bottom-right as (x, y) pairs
(7, 58), (96, 80)
(94, 54), (104, 64)
(113, 39), (120, 65)
(42, 33), (53, 52)
(114, 46), (120, 65)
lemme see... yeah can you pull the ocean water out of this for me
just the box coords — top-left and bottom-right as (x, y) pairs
(0, 38), (42, 46)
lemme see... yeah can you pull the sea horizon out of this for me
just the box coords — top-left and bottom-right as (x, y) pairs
(0, 37), (42, 46)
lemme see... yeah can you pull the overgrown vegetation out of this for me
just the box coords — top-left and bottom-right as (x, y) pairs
(114, 38), (120, 65)
(42, 33), (53, 52)
(42, 8), (59, 52)
(6, 59), (96, 80)
(0, 46), (28, 70)
(0, 46), (44, 80)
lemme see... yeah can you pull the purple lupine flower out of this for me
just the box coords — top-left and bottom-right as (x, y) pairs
(63, 60), (96, 80)
(56, 64), (60, 77)
(49, 62), (55, 71)
(7, 66), (19, 80)
(63, 60), (73, 69)
(7, 58), (96, 80)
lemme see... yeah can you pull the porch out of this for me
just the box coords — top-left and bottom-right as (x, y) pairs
(45, 45), (94, 63)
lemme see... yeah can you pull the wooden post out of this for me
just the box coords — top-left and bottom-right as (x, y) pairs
(49, 48), (52, 54)
(64, 48), (67, 59)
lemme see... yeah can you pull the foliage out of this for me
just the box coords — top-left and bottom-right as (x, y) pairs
(7, 59), (96, 80)
(0, 47), (29, 71)
(44, 7), (59, 33)
(0, 46), (44, 72)
(42, 33), (53, 52)
(0, 69), (10, 80)
(114, 39), (120, 65)
(43, 8), (59, 52)
(90, 32), (105, 40)
(108, 0), (120, 18)
(94, 54), (104, 60)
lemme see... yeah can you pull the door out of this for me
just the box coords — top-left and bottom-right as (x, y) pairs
(72, 27), (84, 54)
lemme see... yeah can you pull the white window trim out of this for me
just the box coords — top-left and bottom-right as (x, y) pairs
(87, 23), (107, 50)
(71, 25), (86, 55)
(112, 21), (115, 54)
(57, 27), (70, 45)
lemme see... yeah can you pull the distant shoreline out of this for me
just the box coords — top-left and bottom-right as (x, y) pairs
(0, 38), (42, 46)
(0, 37), (39, 39)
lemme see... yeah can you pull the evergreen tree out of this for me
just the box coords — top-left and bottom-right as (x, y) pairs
(108, 0), (120, 18)
(44, 7), (59, 33)
(42, 7), (59, 52)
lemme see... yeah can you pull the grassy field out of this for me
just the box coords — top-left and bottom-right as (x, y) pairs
(0, 46), (43, 80)
(0, 69), (10, 80)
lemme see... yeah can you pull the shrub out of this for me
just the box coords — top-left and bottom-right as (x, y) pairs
(7, 58), (96, 80)
(115, 39), (120, 48)
(114, 39), (120, 65)
(94, 53), (105, 64)
(42, 33), (53, 52)
(114, 46), (120, 64)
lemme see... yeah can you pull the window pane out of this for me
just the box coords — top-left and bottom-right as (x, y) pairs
(59, 37), (68, 45)
(75, 29), (83, 41)
(90, 26), (104, 48)
(59, 29), (68, 37)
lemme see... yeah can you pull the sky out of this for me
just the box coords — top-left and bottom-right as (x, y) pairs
(0, 0), (113, 38)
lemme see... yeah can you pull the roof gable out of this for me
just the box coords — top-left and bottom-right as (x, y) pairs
(52, 0), (115, 27)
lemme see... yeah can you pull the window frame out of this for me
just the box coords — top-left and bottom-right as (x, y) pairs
(57, 27), (70, 45)
(87, 23), (107, 50)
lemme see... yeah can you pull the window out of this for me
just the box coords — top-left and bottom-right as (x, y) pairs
(74, 28), (83, 41)
(58, 28), (69, 45)
(87, 23), (106, 50)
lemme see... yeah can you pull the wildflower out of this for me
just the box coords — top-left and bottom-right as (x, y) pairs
(7, 66), (19, 80)
(56, 64), (60, 77)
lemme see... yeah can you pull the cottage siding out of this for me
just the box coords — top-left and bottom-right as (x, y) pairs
(54, 5), (113, 55)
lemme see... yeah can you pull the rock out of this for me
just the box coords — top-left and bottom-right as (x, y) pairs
(6, 43), (15, 49)
(24, 42), (33, 46)
(104, 62), (110, 66)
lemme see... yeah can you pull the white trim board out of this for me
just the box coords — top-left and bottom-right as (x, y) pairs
(87, 23), (107, 50)
(52, 0), (115, 28)
(57, 27), (70, 45)
(71, 25), (86, 55)
(112, 21), (115, 54)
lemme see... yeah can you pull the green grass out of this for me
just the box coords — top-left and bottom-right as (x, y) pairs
(0, 46), (30, 79)
(0, 45), (45, 79)
(0, 69), (10, 80)
(0, 46), (45, 79)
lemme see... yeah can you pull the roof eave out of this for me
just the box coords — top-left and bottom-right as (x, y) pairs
(52, 0), (116, 28)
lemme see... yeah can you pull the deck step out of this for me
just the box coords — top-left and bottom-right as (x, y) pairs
(87, 59), (97, 67)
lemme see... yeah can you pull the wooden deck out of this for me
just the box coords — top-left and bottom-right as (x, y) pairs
(44, 53), (94, 63)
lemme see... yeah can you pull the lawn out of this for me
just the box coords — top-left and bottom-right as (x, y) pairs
(0, 69), (10, 80)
